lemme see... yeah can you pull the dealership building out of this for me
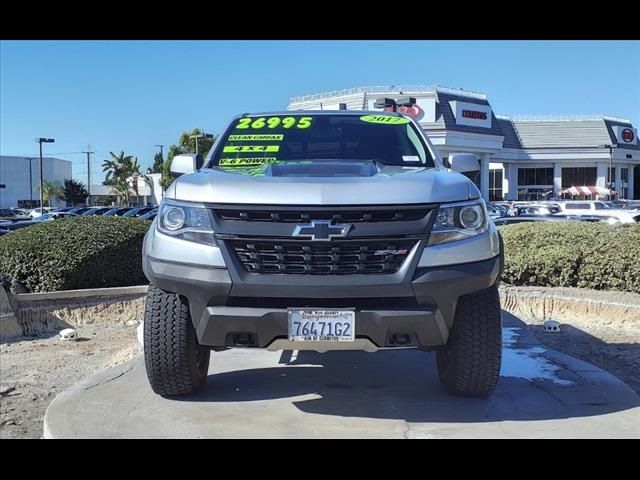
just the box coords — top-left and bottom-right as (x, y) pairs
(288, 86), (639, 201)
(0, 156), (72, 209)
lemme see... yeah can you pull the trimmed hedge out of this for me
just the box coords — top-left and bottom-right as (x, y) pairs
(1, 215), (638, 295)
(499, 222), (640, 294)
(0, 217), (150, 293)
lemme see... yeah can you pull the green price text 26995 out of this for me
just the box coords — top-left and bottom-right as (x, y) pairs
(236, 116), (312, 130)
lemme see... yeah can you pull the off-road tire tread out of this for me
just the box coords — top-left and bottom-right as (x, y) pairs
(144, 285), (210, 396)
(436, 285), (502, 397)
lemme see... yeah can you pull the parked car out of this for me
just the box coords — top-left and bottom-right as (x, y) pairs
(556, 201), (639, 223)
(489, 203), (509, 216)
(0, 227), (12, 236)
(493, 216), (582, 226)
(103, 207), (133, 216)
(138, 208), (158, 221)
(39, 212), (79, 220)
(81, 207), (112, 216)
(486, 204), (505, 220)
(0, 212), (79, 231)
(0, 208), (19, 221)
(28, 207), (55, 218)
(66, 206), (94, 215)
(10, 208), (32, 220)
(517, 205), (560, 216)
(122, 206), (155, 218)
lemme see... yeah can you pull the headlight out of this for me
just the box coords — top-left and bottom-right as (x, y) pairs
(428, 200), (488, 246)
(157, 200), (216, 245)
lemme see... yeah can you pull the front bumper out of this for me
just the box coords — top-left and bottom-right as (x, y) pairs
(143, 224), (503, 349)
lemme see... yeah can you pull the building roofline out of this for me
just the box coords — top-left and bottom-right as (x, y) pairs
(496, 114), (632, 123)
(289, 85), (487, 103)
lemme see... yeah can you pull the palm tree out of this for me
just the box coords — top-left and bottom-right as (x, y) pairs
(102, 151), (134, 185)
(109, 177), (131, 206)
(128, 157), (153, 205)
(38, 180), (63, 207)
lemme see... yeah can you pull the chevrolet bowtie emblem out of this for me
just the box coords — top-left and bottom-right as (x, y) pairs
(292, 220), (352, 241)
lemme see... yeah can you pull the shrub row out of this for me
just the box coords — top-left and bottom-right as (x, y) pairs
(1, 216), (638, 294)
(499, 222), (640, 294)
(0, 216), (150, 293)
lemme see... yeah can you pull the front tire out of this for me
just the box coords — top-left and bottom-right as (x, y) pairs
(144, 285), (210, 397)
(436, 285), (502, 397)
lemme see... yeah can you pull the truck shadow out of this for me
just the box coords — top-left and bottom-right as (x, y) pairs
(178, 311), (640, 424)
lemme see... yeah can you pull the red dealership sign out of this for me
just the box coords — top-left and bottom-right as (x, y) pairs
(462, 109), (488, 120)
(621, 128), (635, 143)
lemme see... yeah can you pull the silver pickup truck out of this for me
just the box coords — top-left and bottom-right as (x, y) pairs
(142, 109), (504, 398)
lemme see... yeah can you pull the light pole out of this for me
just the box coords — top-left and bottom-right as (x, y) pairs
(189, 132), (214, 155)
(83, 147), (94, 206)
(27, 158), (33, 207)
(36, 138), (55, 209)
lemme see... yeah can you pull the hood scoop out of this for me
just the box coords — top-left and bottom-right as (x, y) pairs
(264, 161), (379, 178)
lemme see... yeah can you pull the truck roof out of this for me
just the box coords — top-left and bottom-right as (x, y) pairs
(242, 110), (404, 117)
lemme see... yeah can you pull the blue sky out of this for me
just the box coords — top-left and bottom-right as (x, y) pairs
(1, 40), (639, 182)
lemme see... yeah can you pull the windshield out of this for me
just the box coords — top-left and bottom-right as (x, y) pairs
(209, 114), (435, 168)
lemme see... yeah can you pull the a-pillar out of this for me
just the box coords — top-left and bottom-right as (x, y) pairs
(480, 154), (490, 201)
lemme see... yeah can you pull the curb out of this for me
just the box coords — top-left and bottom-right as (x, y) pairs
(14, 285), (149, 303)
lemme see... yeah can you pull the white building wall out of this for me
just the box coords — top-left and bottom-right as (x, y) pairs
(596, 162), (609, 189)
(0, 156), (72, 209)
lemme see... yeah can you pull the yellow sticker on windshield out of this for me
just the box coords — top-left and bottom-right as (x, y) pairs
(228, 134), (284, 141)
(219, 157), (277, 166)
(360, 115), (410, 125)
(223, 145), (280, 153)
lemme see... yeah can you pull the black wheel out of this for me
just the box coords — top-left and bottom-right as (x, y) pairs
(144, 285), (210, 396)
(436, 285), (502, 398)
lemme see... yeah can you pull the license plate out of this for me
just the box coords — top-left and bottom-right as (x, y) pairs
(288, 309), (355, 342)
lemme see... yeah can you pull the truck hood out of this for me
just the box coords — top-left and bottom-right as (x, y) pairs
(167, 161), (479, 205)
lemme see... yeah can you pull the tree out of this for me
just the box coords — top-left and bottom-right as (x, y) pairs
(160, 159), (173, 192)
(102, 151), (134, 185)
(151, 152), (164, 173)
(101, 151), (153, 205)
(129, 157), (153, 205)
(61, 179), (89, 206)
(37, 180), (63, 207)
(161, 128), (217, 192)
(168, 128), (216, 161)
(109, 177), (131, 206)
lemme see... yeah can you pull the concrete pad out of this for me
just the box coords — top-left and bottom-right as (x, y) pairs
(44, 313), (640, 438)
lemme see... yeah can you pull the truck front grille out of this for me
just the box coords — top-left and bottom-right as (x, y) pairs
(215, 208), (429, 223)
(228, 239), (417, 275)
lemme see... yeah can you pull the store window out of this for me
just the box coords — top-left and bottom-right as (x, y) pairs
(561, 167), (597, 188)
(489, 169), (503, 201)
(517, 168), (553, 186)
(621, 168), (629, 199)
(517, 167), (553, 200)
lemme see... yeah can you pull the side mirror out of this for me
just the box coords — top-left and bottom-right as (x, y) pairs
(170, 154), (204, 178)
(448, 153), (480, 180)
